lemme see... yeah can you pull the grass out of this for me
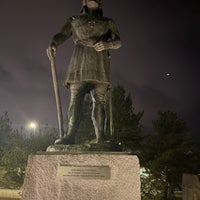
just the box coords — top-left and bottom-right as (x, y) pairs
(0, 168), (21, 199)
(0, 167), (6, 188)
(0, 167), (6, 174)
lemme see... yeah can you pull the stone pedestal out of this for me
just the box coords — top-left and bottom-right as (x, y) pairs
(21, 152), (140, 200)
(182, 174), (200, 200)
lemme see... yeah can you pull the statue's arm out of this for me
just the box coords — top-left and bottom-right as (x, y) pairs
(93, 19), (121, 52)
(47, 18), (72, 59)
(106, 19), (122, 49)
(50, 18), (72, 47)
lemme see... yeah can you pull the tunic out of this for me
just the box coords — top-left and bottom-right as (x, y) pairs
(51, 12), (121, 86)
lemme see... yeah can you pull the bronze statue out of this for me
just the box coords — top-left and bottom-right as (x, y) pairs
(47, 0), (121, 145)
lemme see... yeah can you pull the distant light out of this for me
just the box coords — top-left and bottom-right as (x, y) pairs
(29, 122), (37, 129)
(28, 121), (38, 134)
(166, 73), (170, 76)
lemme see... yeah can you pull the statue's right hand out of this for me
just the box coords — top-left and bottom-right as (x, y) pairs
(46, 46), (57, 60)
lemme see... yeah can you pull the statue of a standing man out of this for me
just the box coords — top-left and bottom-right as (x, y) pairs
(47, 0), (121, 145)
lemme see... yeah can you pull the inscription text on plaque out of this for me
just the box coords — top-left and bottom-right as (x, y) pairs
(57, 165), (111, 180)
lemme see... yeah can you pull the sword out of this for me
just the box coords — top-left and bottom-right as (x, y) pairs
(47, 47), (64, 138)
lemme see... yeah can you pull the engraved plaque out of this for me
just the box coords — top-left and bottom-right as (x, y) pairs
(57, 165), (110, 180)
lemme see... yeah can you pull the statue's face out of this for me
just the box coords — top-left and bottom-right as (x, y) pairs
(86, 0), (99, 10)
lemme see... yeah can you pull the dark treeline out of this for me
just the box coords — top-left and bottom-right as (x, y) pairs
(0, 112), (58, 188)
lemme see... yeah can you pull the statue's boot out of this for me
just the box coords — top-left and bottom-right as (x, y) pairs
(54, 135), (75, 145)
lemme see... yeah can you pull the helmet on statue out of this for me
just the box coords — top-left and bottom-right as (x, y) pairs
(82, 0), (102, 8)
(81, 0), (103, 15)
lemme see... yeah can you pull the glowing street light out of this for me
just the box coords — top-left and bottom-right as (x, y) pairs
(29, 121), (38, 134)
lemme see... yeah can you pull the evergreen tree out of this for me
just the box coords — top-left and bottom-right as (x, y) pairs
(0, 113), (58, 188)
(0, 113), (27, 188)
(1, 146), (28, 188)
(0, 112), (13, 163)
(24, 127), (58, 153)
(0, 113), (12, 144)
(141, 111), (200, 200)
(111, 85), (143, 150)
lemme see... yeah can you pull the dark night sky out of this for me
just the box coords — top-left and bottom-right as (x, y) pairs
(0, 1), (199, 140)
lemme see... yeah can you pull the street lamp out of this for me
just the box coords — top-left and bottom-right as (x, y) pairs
(29, 121), (37, 134)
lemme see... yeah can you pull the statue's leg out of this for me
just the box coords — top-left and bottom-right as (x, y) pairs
(55, 83), (86, 145)
(66, 83), (86, 142)
(90, 84), (108, 143)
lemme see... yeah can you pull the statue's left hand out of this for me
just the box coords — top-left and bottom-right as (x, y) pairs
(93, 41), (107, 52)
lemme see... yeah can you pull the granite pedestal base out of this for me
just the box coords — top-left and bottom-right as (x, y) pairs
(21, 152), (140, 200)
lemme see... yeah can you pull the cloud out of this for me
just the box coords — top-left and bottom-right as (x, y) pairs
(0, 64), (14, 83)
